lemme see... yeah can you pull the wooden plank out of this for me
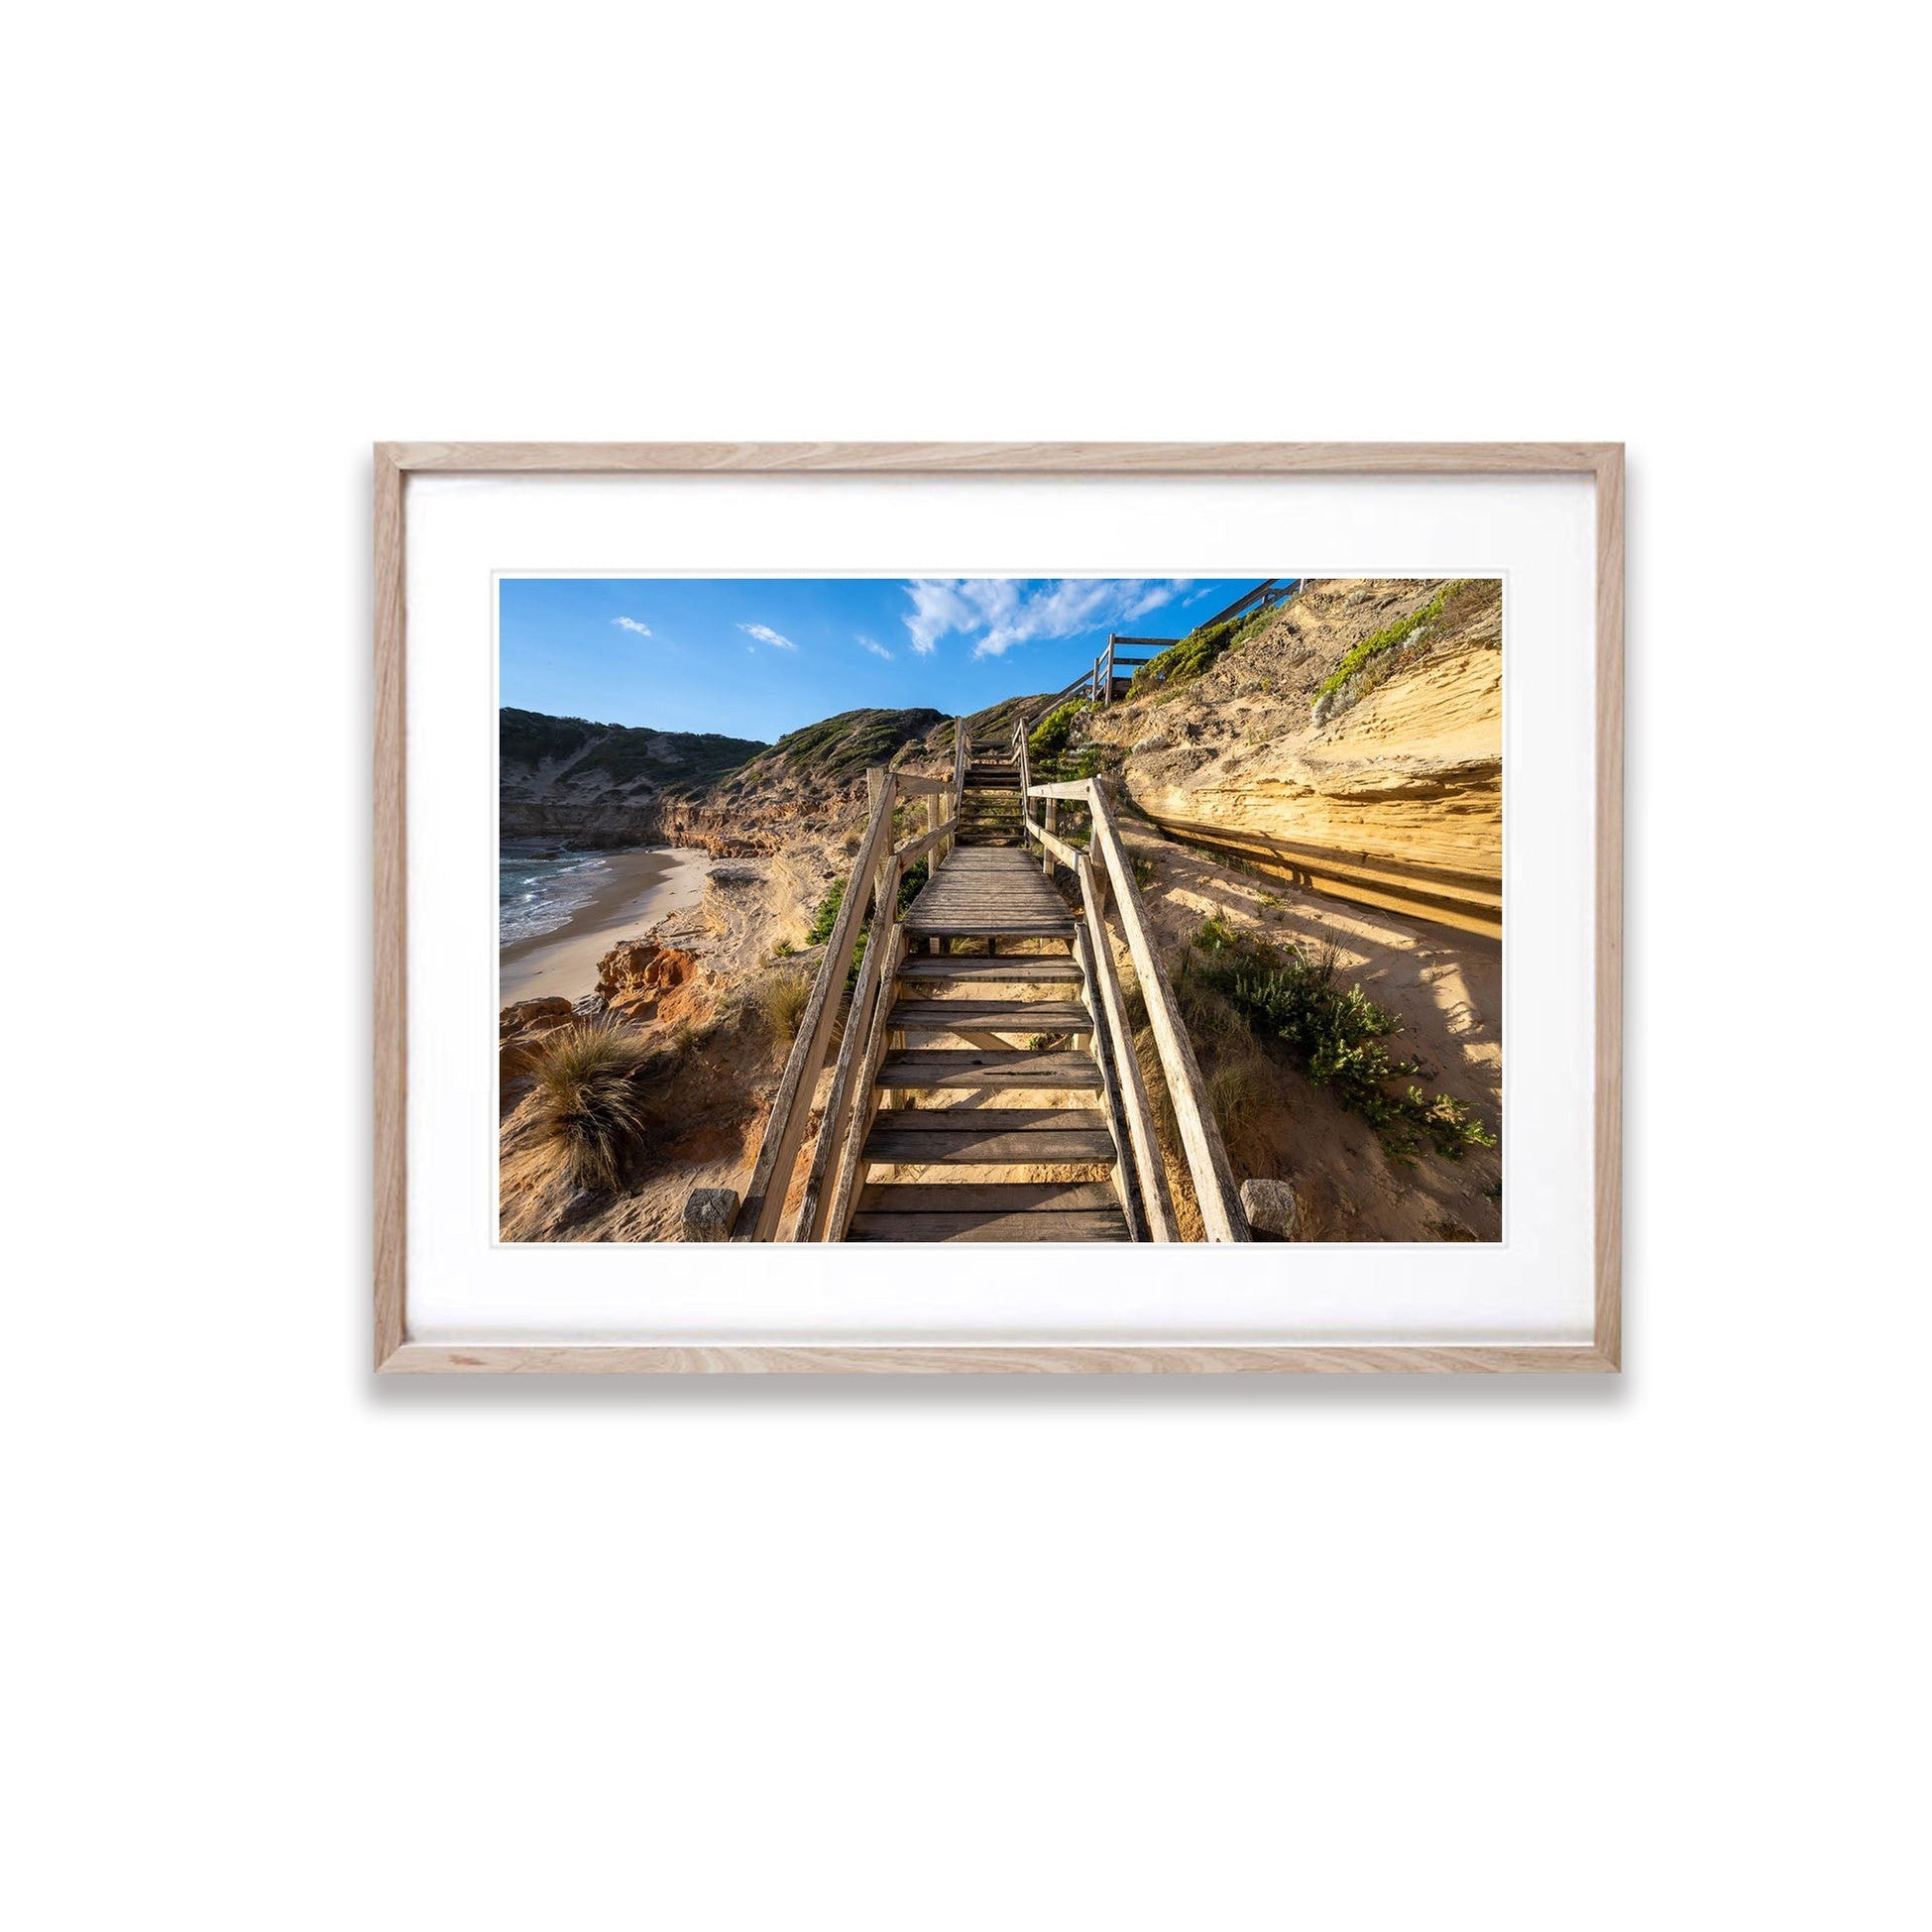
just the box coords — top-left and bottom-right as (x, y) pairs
(860, 1136), (1115, 1165)
(1073, 917), (1143, 1242)
(1086, 782), (1249, 1242)
(1079, 855), (1176, 1242)
(890, 1000), (1089, 1032)
(373, 445), (406, 1367)
(1024, 778), (1095, 802)
(1024, 816), (1083, 871)
(889, 772), (947, 796)
(862, 1120), (1116, 1165)
(388, 1340), (1620, 1374)
(856, 1183), (1120, 1213)
(1013, 725), (1036, 873)
(891, 815), (960, 871)
(848, 1209), (1130, 1243)
(794, 853), (898, 1241)
(1143, 815), (1503, 903)
(735, 777), (899, 1240)
(394, 441), (1624, 479)
(905, 922), (1076, 939)
(877, 1050), (1100, 1089)
(1593, 444), (1625, 1369)
(897, 958), (1082, 986)
(944, 715), (967, 868)
(823, 926), (906, 1240)
(1146, 817), (1502, 940)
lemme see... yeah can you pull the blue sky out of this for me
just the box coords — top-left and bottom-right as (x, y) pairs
(499, 576), (1267, 743)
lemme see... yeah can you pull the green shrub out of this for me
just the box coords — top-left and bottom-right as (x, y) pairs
(807, 856), (930, 989)
(1313, 581), (1468, 708)
(1028, 700), (1084, 762)
(1129, 607), (1272, 699)
(806, 878), (846, 946)
(1191, 921), (1494, 1163)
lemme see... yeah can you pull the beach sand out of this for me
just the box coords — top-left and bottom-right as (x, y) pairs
(500, 848), (709, 1004)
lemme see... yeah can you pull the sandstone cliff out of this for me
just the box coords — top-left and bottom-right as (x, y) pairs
(1086, 580), (1502, 936)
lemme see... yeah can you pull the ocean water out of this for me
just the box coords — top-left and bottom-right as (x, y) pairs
(499, 851), (611, 948)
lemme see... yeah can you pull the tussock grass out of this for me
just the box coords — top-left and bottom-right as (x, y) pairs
(758, 967), (813, 1038)
(524, 1020), (665, 1193)
(1208, 1058), (1269, 1142)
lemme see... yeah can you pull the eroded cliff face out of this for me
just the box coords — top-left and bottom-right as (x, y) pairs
(1090, 580), (1503, 934)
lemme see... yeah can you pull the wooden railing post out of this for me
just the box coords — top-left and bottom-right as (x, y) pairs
(1077, 850), (1176, 1241)
(1014, 724), (1034, 860)
(733, 775), (899, 1240)
(824, 923), (907, 1239)
(794, 851), (900, 1241)
(1084, 778), (1249, 1241)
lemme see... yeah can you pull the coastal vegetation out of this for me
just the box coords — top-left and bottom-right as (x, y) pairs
(766, 708), (944, 785)
(1311, 578), (1470, 718)
(499, 706), (765, 795)
(806, 855), (930, 987)
(756, 966), (813, 1038)
(1026, 700), (1083, 762)
(1128, 607), (1272, 700)
(1188, 915), (1494, 1163)
(521, 1020), (679, 1192)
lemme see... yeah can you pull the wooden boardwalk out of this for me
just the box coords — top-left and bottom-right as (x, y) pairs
(710, 714), (1246, 1245)
(902, 847), (1076, 944)
(845, 746), (1129, 1242)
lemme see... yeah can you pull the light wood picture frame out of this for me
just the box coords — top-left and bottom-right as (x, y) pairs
(375, 441), (1623, 1374)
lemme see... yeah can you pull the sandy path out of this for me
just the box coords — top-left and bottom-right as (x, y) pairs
(500, 849), (709, 1004)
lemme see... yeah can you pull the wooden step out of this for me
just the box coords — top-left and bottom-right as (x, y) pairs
(905, 914), (1073, 937)
(890, 999), (1091, 1034)
(860, 1107), (1116, 1165)
(897, 957), (1083, 988)
(876, 1049), (1100, 1090)
(849, 1182), (1128, 1243)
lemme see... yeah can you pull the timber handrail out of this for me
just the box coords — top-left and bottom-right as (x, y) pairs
(1021, 770), (1249, 1241)
(720, 721), (968, 1241)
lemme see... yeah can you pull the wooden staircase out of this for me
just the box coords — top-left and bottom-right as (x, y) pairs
(847, 746), (1133, 1240)
(702, 719), (1249, 1245)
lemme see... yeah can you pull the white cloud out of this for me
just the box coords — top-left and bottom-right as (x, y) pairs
(900, 578), (1192, 658)
(612, 617), (653, 636)
(739, 623), (797, 651)
(856, 634), (893, 659)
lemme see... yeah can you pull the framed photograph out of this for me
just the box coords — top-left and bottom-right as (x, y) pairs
(376, 442), (1622, 1372)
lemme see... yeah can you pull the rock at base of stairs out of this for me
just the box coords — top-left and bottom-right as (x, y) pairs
(1238, 1178), (1298, 1240)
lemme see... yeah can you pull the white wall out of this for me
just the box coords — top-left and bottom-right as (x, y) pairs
(7, 5), (1921, 1928)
